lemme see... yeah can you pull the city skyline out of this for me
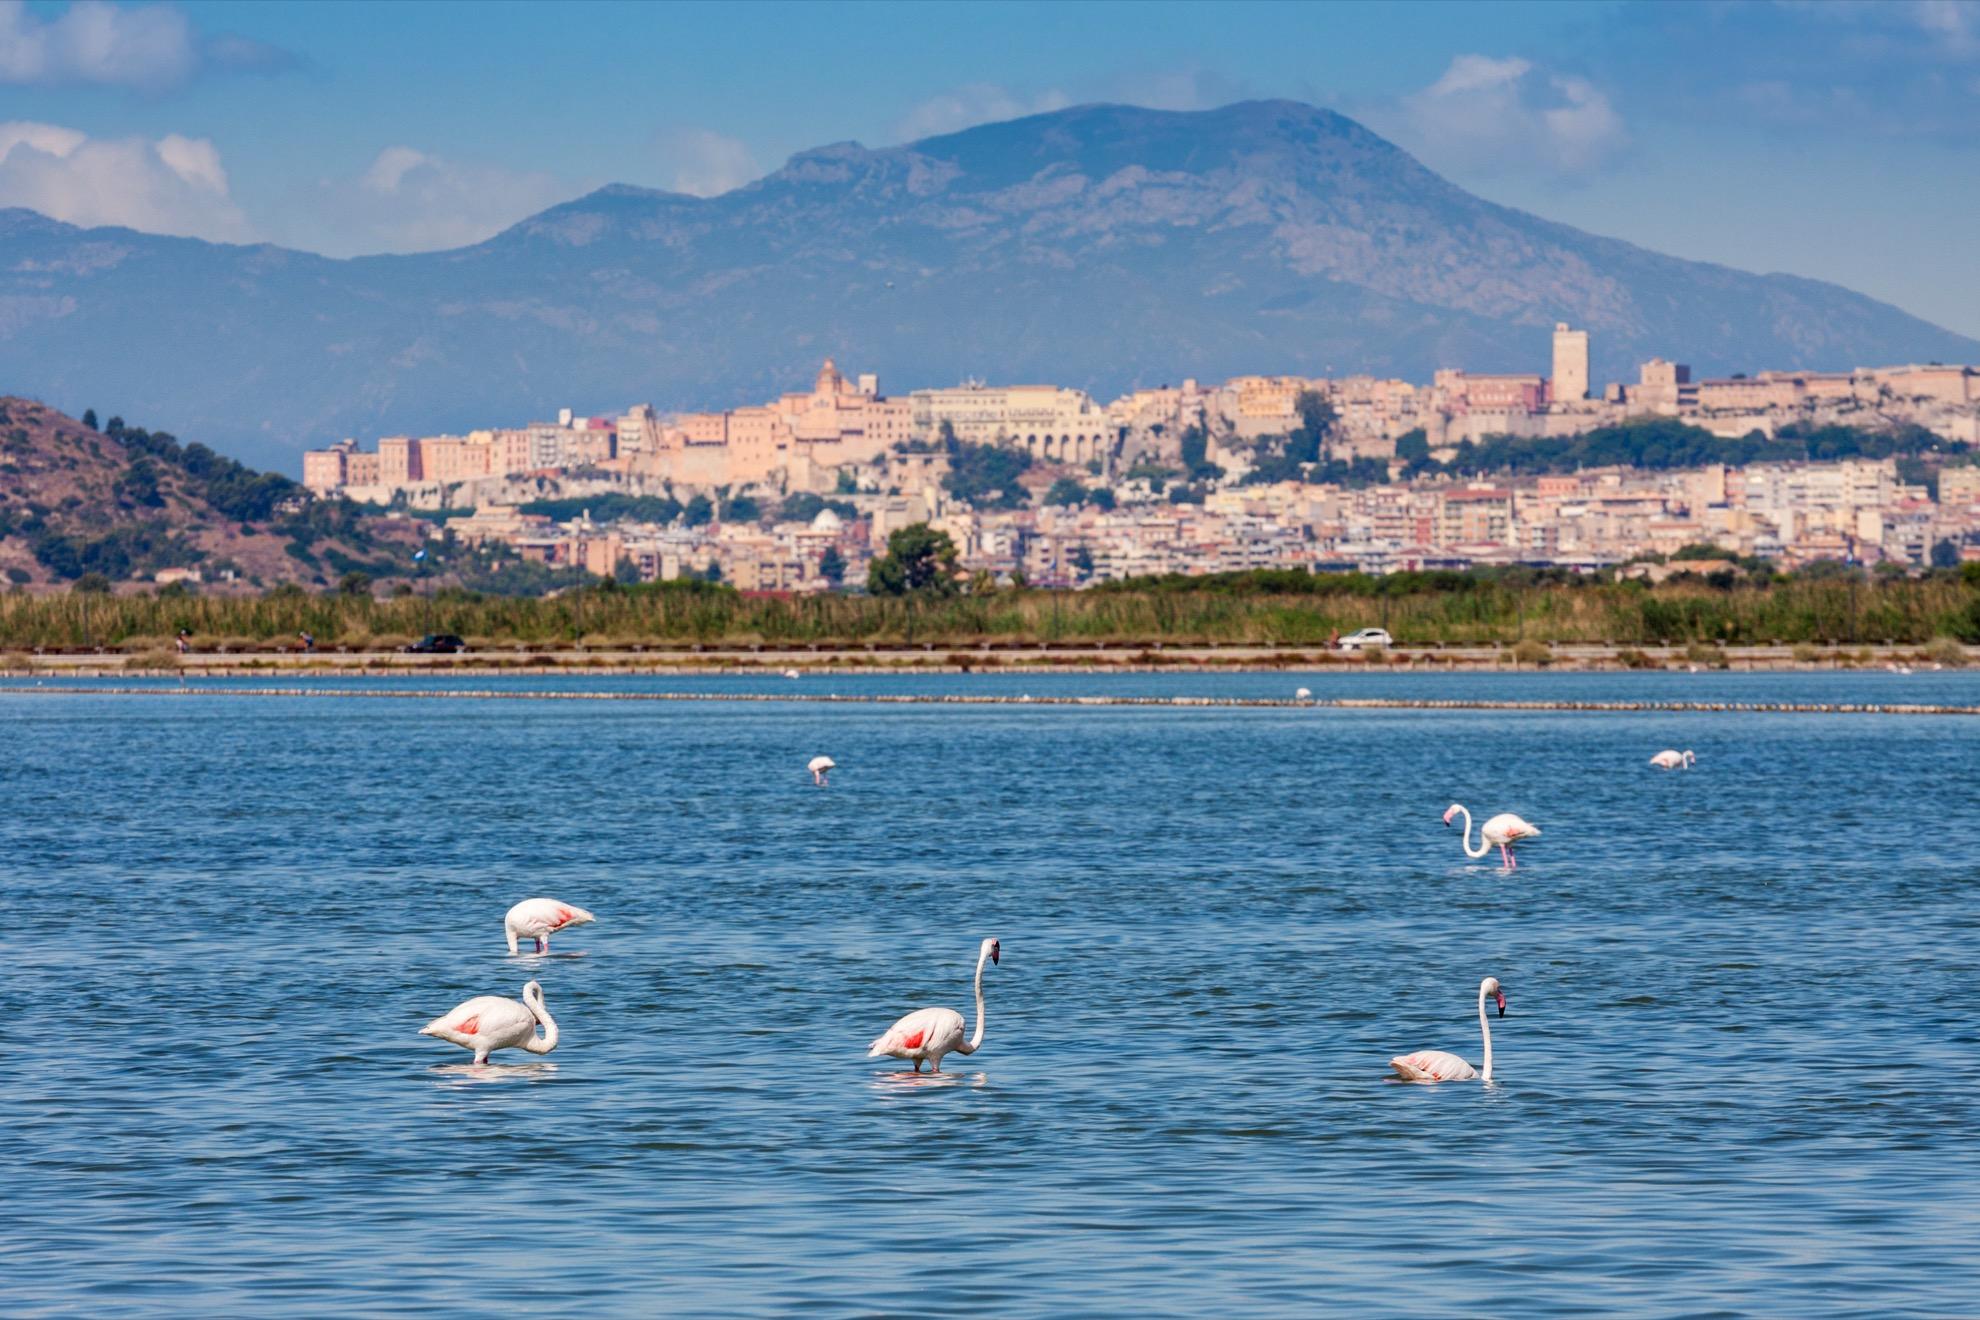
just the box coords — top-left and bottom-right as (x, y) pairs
(0, 0), (1977, 338)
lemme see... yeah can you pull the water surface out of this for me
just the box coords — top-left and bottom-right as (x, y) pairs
(5, 673), (1977, 1314)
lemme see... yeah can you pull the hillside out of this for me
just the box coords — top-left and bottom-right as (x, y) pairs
(2, 99), (1976, 472)
(0, 397), (415, 588)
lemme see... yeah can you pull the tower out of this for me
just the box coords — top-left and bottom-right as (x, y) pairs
(1552, 322), (1589, 404)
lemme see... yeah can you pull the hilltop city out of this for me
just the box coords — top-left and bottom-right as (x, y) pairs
(296, 326), (1980, 592)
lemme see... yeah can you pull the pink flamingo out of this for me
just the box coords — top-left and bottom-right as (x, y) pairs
(419, 980), (558, 1064)
(1390, 977), (1506, 1083)
(504, 898), (596, 954)
(867, 938), (999, 1073)
(1444, 803), (1540, 870)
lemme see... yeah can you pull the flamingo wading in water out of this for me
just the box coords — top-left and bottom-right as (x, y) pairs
(1649, 749), (1696, 770)
(868, 938), (999, 1073)
(419, 980), (559, 1064)
(505, 898), (596, 954)
(1444, 803), (1539, 870)
(808, 755), (836, 786)
(1390, 976), (1506, 1083)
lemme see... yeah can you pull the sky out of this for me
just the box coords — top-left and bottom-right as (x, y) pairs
(1, 0), (1977, 335)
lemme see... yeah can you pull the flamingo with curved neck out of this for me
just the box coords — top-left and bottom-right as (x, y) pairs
(1444, 803), (1540, 869)
(1649, 749), (1696, 770)
(867, 938), (999, 1073)
(420, 980), (558, 1064)
(505, 897), (596, 955)
(1390, 977), (1506, 1083)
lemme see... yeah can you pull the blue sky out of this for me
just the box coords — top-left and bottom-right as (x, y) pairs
(2, 0), (1976, 335)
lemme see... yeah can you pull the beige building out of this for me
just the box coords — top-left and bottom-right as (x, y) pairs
(910, 382), (1115, 465)
(1551, 322), (1589, 403)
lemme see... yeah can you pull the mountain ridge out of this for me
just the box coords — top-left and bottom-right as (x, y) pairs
(2, 99), (1973, 471)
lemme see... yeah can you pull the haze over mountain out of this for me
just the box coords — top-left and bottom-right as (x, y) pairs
(3, 100), (1974, 472)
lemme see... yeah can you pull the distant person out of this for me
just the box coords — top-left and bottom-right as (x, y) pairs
(175, 629), (190, 655)
(1328, 628), (1340, 650)
(298, 631), (316, 653)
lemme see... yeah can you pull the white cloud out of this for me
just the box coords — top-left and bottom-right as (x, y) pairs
(0, 0), (197, 91)
(1395, 54), (1627, 177)
(892, 83), (1073, 142)
(0, 0), (298, 91)
(303, 146), (581, 253)
(0, 118), (250, 239)
(655, 128), (758, 197)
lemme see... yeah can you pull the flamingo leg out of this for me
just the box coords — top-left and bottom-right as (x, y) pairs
(535, 936), (545, 953)
(912, 1058), (923, 1073)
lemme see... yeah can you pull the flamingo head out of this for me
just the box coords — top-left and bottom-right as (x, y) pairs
(1442, 804), (1461, 827)
(982, 937), (1001, 966)
(1482, 976), (1506, 1017)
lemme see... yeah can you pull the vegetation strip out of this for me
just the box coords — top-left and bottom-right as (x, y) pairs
(1, 686), (1972, 716)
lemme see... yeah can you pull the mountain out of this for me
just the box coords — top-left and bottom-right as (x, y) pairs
(0, 397), (413, 587)
(3, 100), (1975, 472)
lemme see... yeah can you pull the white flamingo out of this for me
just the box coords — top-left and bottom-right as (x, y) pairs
(504, 898), (596, 954)
(867, 938), (999, 1073)
(783, 668), (800, 679)
(808, 755), (836, 786)
(1390, 976), (1506, 1083)
(420, 980), (558, 1064)
(1295, 687), (1313, 701)
(1444, 803), (1539, 869)
(1649, 749), (1696, 770)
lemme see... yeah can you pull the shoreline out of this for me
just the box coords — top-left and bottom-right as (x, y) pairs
(0, 641), (1964, 678)
(2, 684), (1972, 716)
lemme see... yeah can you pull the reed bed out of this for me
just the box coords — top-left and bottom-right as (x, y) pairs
(2, 576), (1976, 651)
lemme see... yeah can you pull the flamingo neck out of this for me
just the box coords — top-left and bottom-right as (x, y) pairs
(960, 949), (989, 1055)
(1456, 806), (1488, 859)
(1477, 984), (1493, 1082)
(523, 991), (558, 1055)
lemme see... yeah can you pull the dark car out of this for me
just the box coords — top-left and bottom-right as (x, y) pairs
(403, 634), (468, 654)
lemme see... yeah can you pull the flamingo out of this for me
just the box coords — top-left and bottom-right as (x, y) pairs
(1390, 977), (1506, 1082)
(867, 938), (999, 1073)
(783, 668), (800, 679)
(808, 755), (836, 786)
(505, 898), (596, 955)
(1649, 749), (1696, 770)
(1295, 687), (1313, 701)
(419, 980), (558, 1064)
(1444, 803), (1539, 869)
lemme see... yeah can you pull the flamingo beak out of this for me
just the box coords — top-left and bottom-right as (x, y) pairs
(1495, 990), (1507, 1017)
(990, 944), (1000, 965)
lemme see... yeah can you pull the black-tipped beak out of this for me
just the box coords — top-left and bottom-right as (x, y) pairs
(1495, 991), (1507, 1017)
(990, 945), (1000, 965)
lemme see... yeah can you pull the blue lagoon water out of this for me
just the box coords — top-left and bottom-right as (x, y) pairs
(4, 673), (1978, 1315)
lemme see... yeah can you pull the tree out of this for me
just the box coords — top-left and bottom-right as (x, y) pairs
(1932, 538), (1962, 570)
(1395, 428), (1430, 464)
(81, 408), (98, 431)
(818, 545), (847, 585)
(867, 523), (960, 597)
(73, 572), (112, 594)
(722, 494), (761, 523)
(834, 469), (858, 495)
(338, 571), (373, 597)
(683, 494), (714, 527)
(1071, 545), (1095, 577)
(1045, 477), (1088, 507)
(1089, 487), (1116, 511)
(703, 561), (724, 583)
(614, 555), (642, 585)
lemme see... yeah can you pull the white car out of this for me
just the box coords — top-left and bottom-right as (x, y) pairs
(1337, 627), (1393, 651)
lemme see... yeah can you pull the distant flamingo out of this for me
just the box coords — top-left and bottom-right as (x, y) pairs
(783, 668), (800, 679)
(868, 938), (999, 1073)
(808, 755), (836, 786)
(1444, 803), (1539, 869)
(1390, 976), (1506, 1083)
(1295, 687), (1313, 701)
(1649, 749), (1696, 770)
(420, 980), (558, 1064)
(505, 898), (596, 955)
